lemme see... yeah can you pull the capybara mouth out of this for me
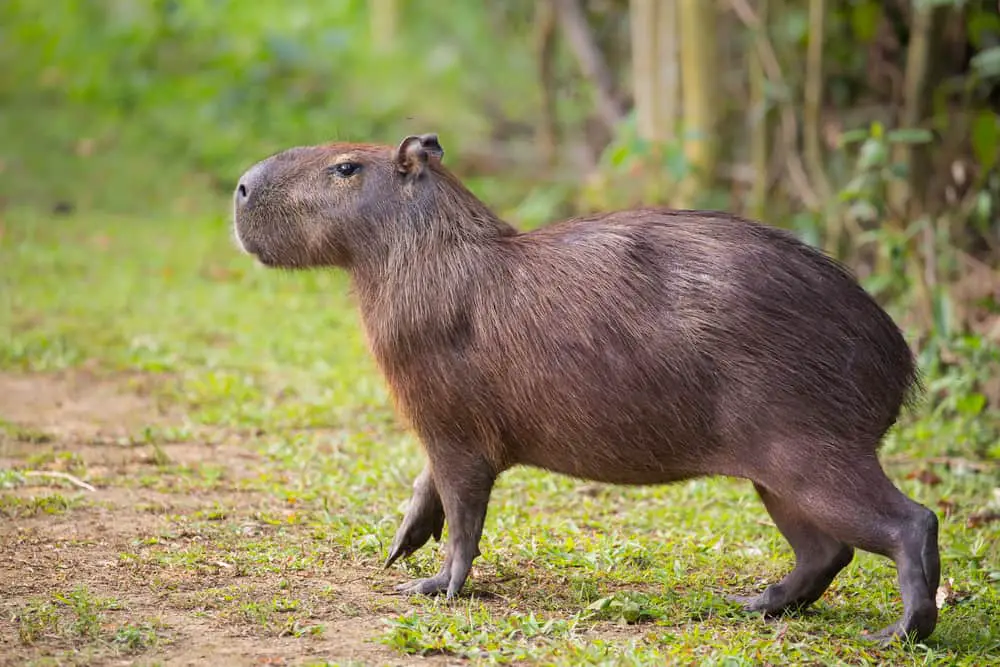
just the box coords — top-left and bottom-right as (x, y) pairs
(235, 229), (304, 269)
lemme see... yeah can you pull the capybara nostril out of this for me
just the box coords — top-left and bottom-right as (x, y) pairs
(236, 182), (249, 204)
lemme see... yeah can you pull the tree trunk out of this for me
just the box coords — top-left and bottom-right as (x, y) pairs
(747, 0), (770, 220)
(804, 0), (831, 202)
(887, 1), (946, 220)
(535, 0), (560, 168)
(630, 0), (679, 144)
(677, 0), (720, 206)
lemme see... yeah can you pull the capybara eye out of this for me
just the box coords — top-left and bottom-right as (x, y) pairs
(330, 162), (361, 178)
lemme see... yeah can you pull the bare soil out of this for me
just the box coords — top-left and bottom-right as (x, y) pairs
(0, 371), (459, 667)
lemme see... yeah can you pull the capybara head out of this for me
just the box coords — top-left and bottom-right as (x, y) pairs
(233, 133), (514, 269)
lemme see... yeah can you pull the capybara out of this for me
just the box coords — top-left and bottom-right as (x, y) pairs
(232, 133), (940, 643)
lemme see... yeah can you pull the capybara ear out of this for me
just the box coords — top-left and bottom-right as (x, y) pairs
(395, 133), (444, 176)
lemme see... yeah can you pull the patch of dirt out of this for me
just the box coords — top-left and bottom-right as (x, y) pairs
(0, 369), (174, 441)
(0, 371), (458, 666)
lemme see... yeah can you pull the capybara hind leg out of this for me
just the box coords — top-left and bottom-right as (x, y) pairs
(771, 457), (940, 643)
(732, 483), (853, 615)
(385, 463), (445, 568)
(395, 453), (495, 599)
(869, 504), (939, 644)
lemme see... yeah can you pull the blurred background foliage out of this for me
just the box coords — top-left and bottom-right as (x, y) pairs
(0, 0), (998, 411)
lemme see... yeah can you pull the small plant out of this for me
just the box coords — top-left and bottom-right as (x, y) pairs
(0, 493), (76, 518)
(380, 608), (580, 660)
(271, 596), (301, 613)
(584, 591), (662, 625)
(52, 586), (122, 639)
(0, 418), (52, 443)
(240, 601), (273, 628)
(0, 468), (26, 489)
(112, 622), (161, 653)
(17, 601), (61, 645)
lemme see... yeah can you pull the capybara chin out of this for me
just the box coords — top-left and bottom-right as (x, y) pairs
(233, 132), (940, 643)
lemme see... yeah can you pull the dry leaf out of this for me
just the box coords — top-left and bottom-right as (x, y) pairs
(936, 578), (971, 609)
(935, 582), (951, 609)
(76, 137), (96, 157)
(967, 510), (1000, 529)
(906, 468), (942, 486)
(202, 265), (243, 282)
(39, 66), (62, 87)
(937, 498), (958, 519)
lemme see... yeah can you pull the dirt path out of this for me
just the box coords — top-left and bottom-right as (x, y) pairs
(0, 371), (456, 666)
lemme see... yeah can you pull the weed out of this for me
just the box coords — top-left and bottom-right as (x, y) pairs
(112, 621), (162, 653)
(0, 418), (52, 443)
(0, 493), (79, 518)
(52, 586), (122, 638)
(17, 601), (61, 645)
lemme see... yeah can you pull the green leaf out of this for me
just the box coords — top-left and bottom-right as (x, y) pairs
(862, 272), (894, 297)
(956, 393), (987, 417)
(850, 2), (882, 42)
(838, 174), (869, 200)
(587, 597), (612, 612)
(968, 10), (1000, 49)
(931, 286), (952, 339)
(848, 199), (879, 224)
(974, 191), (993, 222)
(858, 138), (887, 170)
(838, 128), (870, 146)
(608, 144), (631, 168)
(886, 162), (910, 180)
(971, 46), (1000, 80)
(886, 128), (934, 144)
(971, 111), (999, 171)
(776, 10), (809, 45)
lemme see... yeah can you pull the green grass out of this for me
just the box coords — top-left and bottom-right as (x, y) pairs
(17, 585), (161, 650)
(2, 200), (999, 665)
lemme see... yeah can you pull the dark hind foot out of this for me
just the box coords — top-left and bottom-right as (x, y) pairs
(737, 483), (855, 616)
(755, 456), (941, 642)
(862, 620), (931, 647)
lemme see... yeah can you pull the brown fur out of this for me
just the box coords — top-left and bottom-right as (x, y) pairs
(233, 133), (941, 643)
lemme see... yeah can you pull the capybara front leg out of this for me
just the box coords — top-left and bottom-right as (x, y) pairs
(385, 462), (445, 568)
(394, 452), (495, 599)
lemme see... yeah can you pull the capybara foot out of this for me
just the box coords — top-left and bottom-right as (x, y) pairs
(394, 572), (451, 597)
